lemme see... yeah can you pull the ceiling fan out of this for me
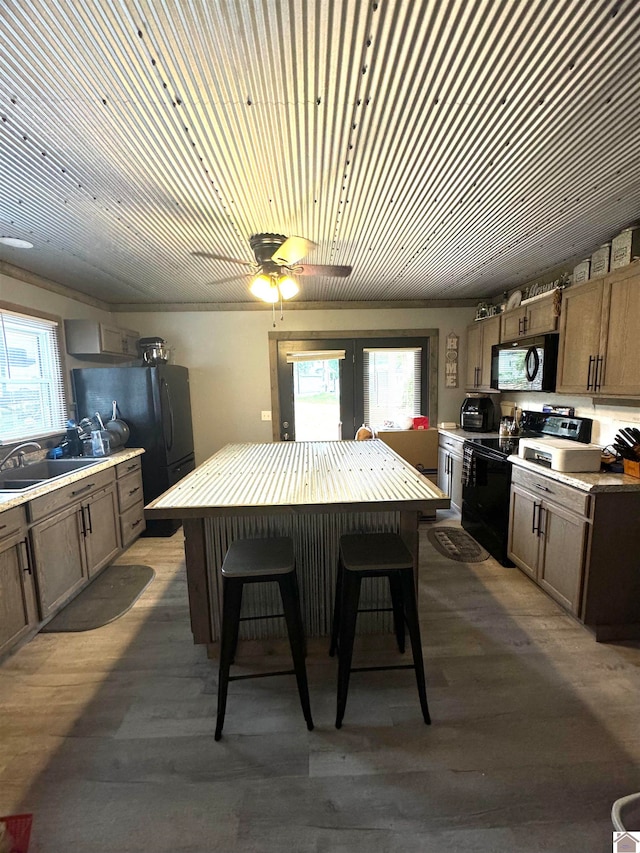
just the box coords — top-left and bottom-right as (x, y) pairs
(194, 233), (352, 302)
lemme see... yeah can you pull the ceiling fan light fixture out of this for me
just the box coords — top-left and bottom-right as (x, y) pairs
(250, 273), (279, 302)
(277, 275), (299, 299)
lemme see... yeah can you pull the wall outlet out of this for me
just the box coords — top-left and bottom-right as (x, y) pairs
(261, 410), (272, 421)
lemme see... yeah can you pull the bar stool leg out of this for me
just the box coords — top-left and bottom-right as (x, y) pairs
(278, 574), (314, 731)
(215, 577), (245, 741)
(329, 559), (344, 657)
(400, 568), (431, 725)
(335, 570), (362, 729)
(388, 573), (406, 653)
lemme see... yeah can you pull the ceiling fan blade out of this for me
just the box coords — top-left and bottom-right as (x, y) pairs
(295, 264), (352, 277)
(271, 235), (317, 265)
(192, 251), (253, 267)
(204, 273), (251, 286)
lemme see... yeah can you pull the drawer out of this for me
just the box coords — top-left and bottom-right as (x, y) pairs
(117, 469), (144, 512)
(0, 505), (27, 540)
(120, 501), (146, 548)
(28, 468), (115, 523)
(511, 466), (591, 517)
(116, 456), (142, 479)
(439, 435), (464, 455)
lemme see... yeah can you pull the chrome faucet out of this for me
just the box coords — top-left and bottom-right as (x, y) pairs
(0, 442), (42, 472)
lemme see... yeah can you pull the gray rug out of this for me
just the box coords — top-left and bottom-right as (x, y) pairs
(426, 527), (489, 562)
(41, 564), (155, 632)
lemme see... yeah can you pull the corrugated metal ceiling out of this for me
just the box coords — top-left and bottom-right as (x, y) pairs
(1, 0), (639, 307)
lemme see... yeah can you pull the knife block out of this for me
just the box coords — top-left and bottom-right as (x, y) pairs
(623, 459), (640, 479)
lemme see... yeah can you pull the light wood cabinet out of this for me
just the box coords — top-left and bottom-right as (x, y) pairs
(65, 319), (139, 360)
(116, 457), (146, 547)
(509, 477), (587, 615)
(29, 475), (120, 618)
(30, 503), (87, 618)
(0, 507), (38, 657)
(508, 464), (640, 640)
(556, 261), (640, 396)
(437, 434), (464, 512)
(500, 293), (558, 342)
(465, 315), (500, 391)
(0, 453), (145, 658)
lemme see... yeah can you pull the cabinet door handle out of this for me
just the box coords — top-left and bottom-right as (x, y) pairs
(125, 463), (138, 472)
(128, 486), (140, 497)
(85, 504), (93, 535)
(538, 506), (546, 537)
(522, 315), (528, 335)
(586, 355), (595, 391)
(532, 502), (539, 534)
(72, 483), (94, 497)
(19, 539), (32, 575)
(131, 518), (142, 529)
(594, 355), (603, 391)
(79, 507), (87, 538)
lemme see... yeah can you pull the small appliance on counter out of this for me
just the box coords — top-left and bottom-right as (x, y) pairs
(518, 437), (601, 472)
(460, 394), (496, 432)
(138, 336), (169, 366)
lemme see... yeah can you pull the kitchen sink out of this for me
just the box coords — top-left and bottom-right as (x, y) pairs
(0, 457), (102, 493)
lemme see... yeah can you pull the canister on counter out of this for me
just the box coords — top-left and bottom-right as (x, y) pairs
(590, 243), (611, 279)
(572, 258), (590, 284)
(611, 227), (640, 270)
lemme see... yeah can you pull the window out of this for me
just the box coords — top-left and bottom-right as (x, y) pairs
(363, 347), (422, 430)
(0, 308), (67, 444)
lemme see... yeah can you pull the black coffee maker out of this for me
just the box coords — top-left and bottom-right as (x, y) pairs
(460, 395), (496, 432)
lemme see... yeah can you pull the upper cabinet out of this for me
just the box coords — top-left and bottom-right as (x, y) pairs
(65, 319), (139, 360)
(500, 293), (558, 342)
(556, 261), (640, 397)
(465, 314), (500, 392)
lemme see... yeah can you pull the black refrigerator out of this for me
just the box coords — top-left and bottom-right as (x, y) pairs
(72, 365), (195, 536)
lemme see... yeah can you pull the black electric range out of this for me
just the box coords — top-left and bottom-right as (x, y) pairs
(461, 413), (594, 566)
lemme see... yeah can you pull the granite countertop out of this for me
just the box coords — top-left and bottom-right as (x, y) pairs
(510, 455), (640, 493)
(0, 448), (145, 512)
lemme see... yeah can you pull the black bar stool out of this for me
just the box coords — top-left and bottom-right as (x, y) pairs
(215, 537), (314, 741)
(329, 531), (431, 729)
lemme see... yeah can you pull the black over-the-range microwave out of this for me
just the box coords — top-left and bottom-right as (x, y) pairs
(490, 334), (559, 392)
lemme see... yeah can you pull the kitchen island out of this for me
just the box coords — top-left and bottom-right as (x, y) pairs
(145, 440), (449, 647)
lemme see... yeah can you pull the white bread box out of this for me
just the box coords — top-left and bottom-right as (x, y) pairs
(518, 437), (602, 472)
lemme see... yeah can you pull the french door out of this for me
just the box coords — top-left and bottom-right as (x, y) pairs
(276, 336), (430, 442)
(277, 339), (355, 440)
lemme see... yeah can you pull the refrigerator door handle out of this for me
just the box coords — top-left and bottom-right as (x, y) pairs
(160, 377), (175, 451)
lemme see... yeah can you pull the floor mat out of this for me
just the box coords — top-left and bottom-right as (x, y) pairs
(41, 564), (155, 632)
(426, 527), (489, 562)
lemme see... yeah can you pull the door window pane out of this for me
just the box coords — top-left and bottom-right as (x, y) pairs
(363, 348), (421, 430)
(292, 357), (342, 440)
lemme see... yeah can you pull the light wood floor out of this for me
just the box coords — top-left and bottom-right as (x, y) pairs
(1, 514), (639, 852)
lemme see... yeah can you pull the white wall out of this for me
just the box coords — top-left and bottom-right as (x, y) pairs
(117, 306), (476, 463)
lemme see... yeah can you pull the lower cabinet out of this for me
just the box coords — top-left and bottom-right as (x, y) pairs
(116, 458), (146, 548)
(509, 481), (587, 614)
(437, 434), (464, 512)
(508, 464), (640, 640)
(30, 483), (120, 618)
(0, 453), (146, 659)
(0, 507), (38, 657)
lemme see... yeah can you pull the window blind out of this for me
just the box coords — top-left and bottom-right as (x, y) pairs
(0, 309), (67, 444)
(363, 347), (422, 429)
(286, 350), (347, 363)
